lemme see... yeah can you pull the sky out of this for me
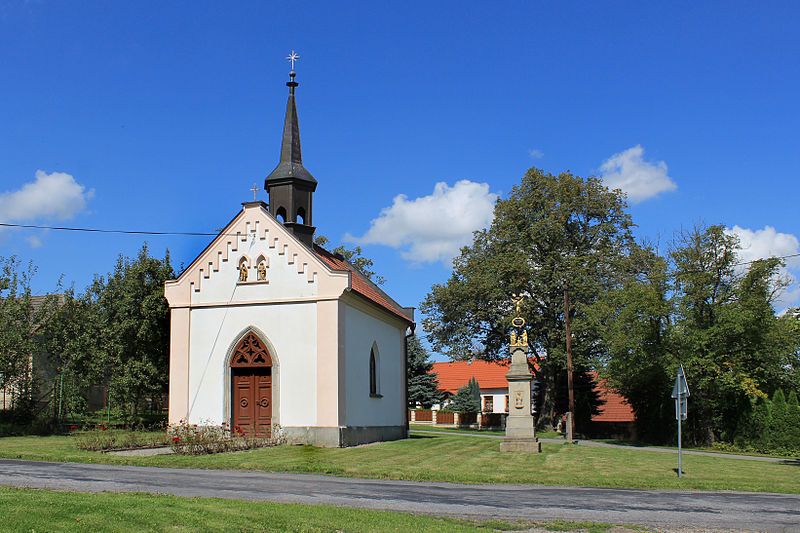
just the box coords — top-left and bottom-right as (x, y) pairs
(2, 1), (800, 344)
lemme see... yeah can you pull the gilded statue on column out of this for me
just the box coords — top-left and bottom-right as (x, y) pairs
(509, 293), (528, 347)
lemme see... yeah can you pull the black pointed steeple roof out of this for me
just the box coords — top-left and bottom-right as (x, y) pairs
(265, 71), (317, 187)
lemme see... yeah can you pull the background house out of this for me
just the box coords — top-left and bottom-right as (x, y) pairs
(431, 360), (636, 439)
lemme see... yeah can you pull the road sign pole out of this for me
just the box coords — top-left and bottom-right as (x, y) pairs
(677, 390), (682, 478)
(672, 365), (689, 480)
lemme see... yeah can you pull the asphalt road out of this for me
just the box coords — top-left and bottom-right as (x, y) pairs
(0, 459), (798, 531)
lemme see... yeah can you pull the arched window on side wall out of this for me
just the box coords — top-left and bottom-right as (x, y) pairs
(369, 346), (380, 397)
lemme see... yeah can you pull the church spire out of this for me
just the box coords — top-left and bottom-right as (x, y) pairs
(266, 51), (317, 186)
(265, 51), (317, 246)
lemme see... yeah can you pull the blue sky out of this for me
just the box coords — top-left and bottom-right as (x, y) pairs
(2, 1), (799, 333)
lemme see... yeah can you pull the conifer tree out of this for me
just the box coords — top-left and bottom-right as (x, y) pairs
(406, 335), (441, 408)
(450, 377), (481, 414)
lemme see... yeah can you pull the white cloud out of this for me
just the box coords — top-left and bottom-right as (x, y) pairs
(726, 225), (800, 268)
(0, 170), (92, 223)
(600, 145), (677, 203)
(0, 170), (93, 247)
(348, 180), (498, 265)
(25, 235), (43, 248)
(528, 148), (544, 159)
(726, 225), (800, 310)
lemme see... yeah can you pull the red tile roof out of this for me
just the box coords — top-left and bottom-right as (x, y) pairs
(589, 372), (635, 423)
(432, 360), (513, 394)
(432, 361), (635, 423)
(314, 245), (414, 325)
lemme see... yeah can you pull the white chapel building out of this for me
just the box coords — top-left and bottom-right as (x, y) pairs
(164, 67), (415, 447)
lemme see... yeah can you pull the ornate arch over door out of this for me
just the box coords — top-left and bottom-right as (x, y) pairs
(230, 332), (273, 437)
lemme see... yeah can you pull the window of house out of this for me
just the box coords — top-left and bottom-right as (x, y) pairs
(483, 395), (493, 413)
(369, 346), (380, 397)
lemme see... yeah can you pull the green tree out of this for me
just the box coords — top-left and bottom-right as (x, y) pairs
(669, 225), (799, 445)
(0, 256), (60, 419)
(406, 335), (441, 408)
(786, 391), (800, 450)
(38, 288), (104, 422)
(586, 245), (673, 442)
(421, 168), (636, 425)
(769, 389), (790, 449)
(449, 377), (481, 414)
(87, 244), (174, 419)
(314, 235), (385, 285)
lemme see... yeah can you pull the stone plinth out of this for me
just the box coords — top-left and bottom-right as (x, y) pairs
(500, 344), (541, 453)
(500, 437), (542, 453)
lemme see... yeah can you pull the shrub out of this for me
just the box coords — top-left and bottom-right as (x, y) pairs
(168, 421), (285, 455)
(732, 389), (800, 457)
(74, 429), (173, 451)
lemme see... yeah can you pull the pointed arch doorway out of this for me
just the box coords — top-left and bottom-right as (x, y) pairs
(230, 332), (273, 437)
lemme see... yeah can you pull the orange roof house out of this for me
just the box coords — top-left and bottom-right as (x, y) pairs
(431, 361), (635, 431)
(433, 360), (515, 394)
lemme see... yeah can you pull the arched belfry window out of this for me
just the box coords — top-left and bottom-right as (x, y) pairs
(296, 207), (305, 225)
(369, 345), (380, 397)
(276, 206), (287, 223)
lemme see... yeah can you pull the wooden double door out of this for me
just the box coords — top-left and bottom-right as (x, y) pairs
(232, 367), (272, 437)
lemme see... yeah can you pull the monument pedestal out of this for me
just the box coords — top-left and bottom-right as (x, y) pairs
(500, 343), (541, 453)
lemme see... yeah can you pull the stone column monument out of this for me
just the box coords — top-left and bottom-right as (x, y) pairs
(500, 294), (542, 453)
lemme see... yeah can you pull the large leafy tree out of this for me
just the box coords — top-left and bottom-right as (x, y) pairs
(0, 257), (60, 418)
(586, 245), (673, 442)
(38, 288), (104, 422)
(670, 225), (800, 444)
(86, 244), (174, 418)
(421, 168), (637, 426)
(406, 335), (441, 408)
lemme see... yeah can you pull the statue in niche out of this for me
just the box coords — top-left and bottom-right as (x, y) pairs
(257, 261), (267, 281)
(514, 390), (524, 409)
(239, 262), (249, 282)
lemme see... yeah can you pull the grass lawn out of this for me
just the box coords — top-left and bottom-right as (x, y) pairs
(0, 486), (533, 532)
(0, 432), (798, 493)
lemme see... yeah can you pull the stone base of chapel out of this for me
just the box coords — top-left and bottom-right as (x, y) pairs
(282, 425), (407, 448)
(500, 438), (542, 453)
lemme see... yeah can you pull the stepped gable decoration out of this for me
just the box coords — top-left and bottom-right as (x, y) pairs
(501, 293), (541, 453)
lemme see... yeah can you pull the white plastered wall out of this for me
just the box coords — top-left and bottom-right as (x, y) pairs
(166, 204), (349, 429)
(186, 302), (317, 427)
(342, 297), (406, 427)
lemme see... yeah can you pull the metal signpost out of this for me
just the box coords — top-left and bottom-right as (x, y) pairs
(671, 365), (690, 478)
